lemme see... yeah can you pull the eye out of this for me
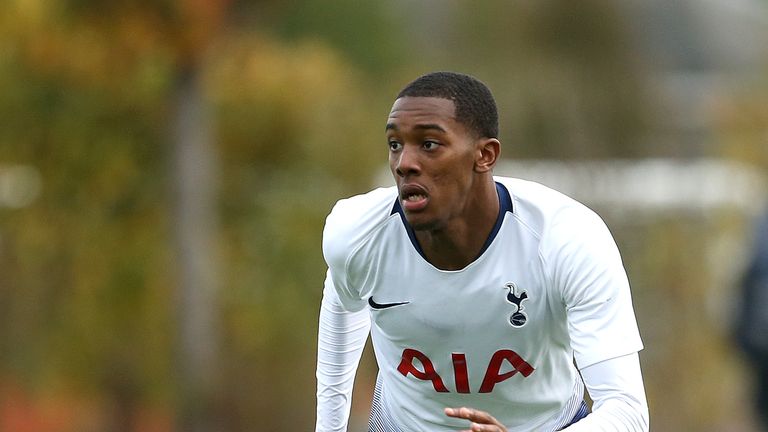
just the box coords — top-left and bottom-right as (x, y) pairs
(423, 140), (440, 151)
(388, 140), (403, 152)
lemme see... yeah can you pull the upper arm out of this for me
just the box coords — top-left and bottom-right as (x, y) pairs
(322, 202), (368, 312)
(543, 208), (643, 368)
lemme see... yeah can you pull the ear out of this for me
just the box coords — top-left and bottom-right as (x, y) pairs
(474, 138), (500, 173)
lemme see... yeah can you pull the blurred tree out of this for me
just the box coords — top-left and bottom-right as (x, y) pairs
(245, 0), (406, 73)
(3, 2), (167, 431)
(0, 1), (382, 431)
(386, 0), (652, 159)
(205, 32), (383, 430)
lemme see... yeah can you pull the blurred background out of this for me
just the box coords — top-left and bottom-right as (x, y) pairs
(1, 0), (767, 431)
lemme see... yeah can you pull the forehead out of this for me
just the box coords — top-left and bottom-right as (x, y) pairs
(386, 96), (458, 131)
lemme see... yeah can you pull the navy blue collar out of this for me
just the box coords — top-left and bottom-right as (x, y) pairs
(391, 181), (514, 263)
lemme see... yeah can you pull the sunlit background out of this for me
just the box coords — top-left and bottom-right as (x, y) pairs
(1, 1), (767, 431)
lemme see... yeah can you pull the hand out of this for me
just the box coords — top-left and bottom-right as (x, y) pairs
(444, 407), (508, 432)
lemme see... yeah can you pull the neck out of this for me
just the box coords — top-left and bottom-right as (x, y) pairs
(415, 179), (500, 271)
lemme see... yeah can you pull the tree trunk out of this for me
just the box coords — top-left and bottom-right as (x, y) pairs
(171, 65), (221, 432)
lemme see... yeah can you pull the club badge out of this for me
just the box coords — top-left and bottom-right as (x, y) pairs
(504, 282), (528, 328)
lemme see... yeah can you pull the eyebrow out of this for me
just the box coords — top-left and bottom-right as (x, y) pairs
(385, 123), (447, 133)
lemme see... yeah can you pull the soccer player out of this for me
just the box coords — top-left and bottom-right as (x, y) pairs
(316, 71), (649, 431)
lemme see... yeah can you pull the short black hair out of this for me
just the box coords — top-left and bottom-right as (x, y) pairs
(396, 71), (498, 139)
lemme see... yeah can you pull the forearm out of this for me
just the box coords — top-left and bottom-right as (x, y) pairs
(316, 288), (371, 432)
(563, 353), (649, 431)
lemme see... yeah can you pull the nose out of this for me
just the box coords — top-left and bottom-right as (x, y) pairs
(394, 146), (420, 177)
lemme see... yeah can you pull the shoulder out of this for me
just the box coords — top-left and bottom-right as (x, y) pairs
(322, 186), (398, 269)
(495, 176), (604, 237)
(495, 176), (616, 268)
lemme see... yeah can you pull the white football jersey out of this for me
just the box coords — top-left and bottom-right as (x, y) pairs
(322, 177), (643, 431)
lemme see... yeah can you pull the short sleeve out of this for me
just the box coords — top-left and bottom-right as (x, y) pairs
(543, 207), (643, 368)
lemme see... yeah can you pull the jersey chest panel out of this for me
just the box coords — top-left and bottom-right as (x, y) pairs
(353, 215), (569, 386)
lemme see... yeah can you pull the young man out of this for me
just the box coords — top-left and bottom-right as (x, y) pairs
(316, 72), (649, 431)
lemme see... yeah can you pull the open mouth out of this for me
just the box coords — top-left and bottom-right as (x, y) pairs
(400, 185), (429, 211)
(404, 193), (427, 202)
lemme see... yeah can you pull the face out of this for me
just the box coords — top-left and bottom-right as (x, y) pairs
(386, 96), (483, 231)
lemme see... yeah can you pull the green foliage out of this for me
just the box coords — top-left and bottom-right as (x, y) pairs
(260, 0), (405, 73)
(0, 20), (174, 402)
(206, 33), (384, 430)
(0, 1), (383, 429)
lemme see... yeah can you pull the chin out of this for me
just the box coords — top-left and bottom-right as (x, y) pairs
(404, 214), (441, 232)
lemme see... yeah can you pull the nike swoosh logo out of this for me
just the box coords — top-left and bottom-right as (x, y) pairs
(368, 297), (410, 310)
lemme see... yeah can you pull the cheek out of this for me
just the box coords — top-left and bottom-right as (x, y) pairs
(431, 169), (469, 198)
(434, 155), (474, 185)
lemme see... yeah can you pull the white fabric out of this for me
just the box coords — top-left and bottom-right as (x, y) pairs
(563, 353), (649, 431)
(316, 278), (371, 432)
(316, 177), (645, 431)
